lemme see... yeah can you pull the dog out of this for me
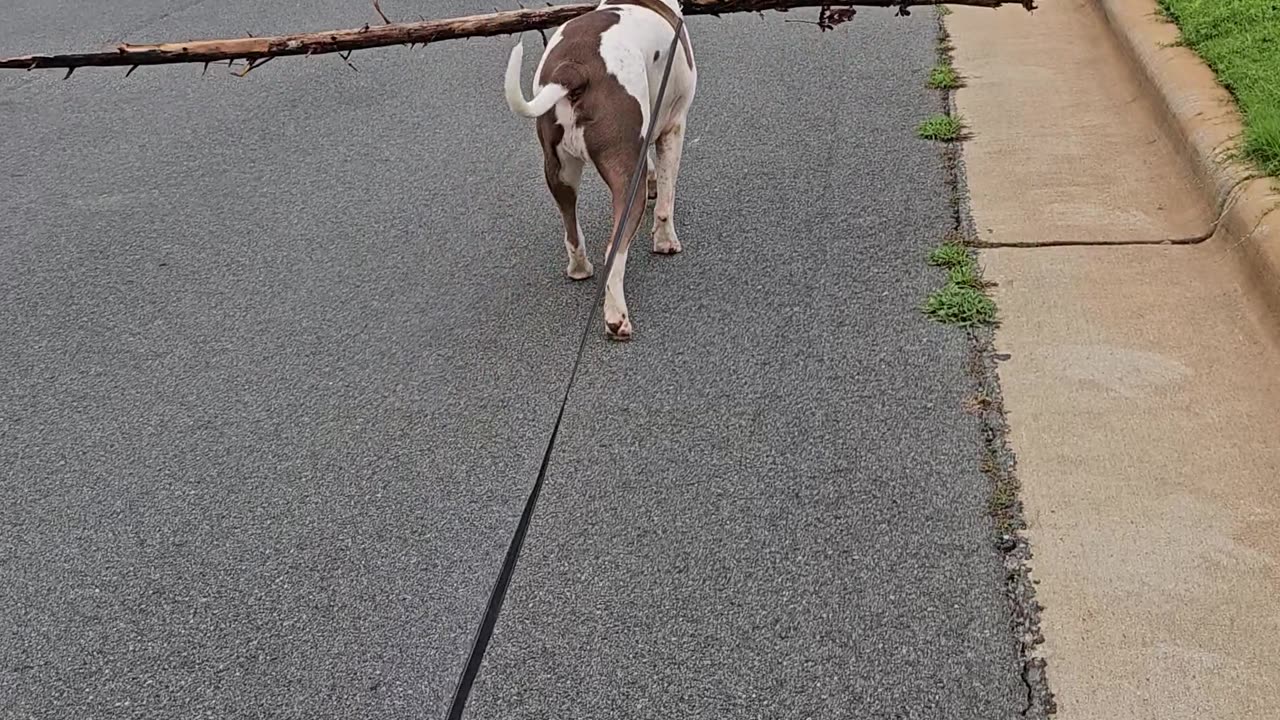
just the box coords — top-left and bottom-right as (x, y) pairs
(504, 0), (696, 340)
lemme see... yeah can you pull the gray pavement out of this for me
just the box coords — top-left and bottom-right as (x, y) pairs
(0, 2), (1024, 718)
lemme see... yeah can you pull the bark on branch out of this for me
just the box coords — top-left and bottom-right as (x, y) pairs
(0, 0), (1034, 73)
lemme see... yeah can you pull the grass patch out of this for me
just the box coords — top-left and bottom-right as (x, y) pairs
(917, 113), (965, 141)
(946, 262), (984, 290)
(928, 63), (962, 90)
(929, 239), (969, 268)
(1157, 0), (1280, 175)
(924, 240), (996, 326)
(924, 284), (997, 326)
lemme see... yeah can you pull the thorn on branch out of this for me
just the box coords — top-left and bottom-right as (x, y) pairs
(202, 61), (211, 76)
(232, 56), (274, 77)
(537, 28), (548, 47)
(339, 50), (359, 72)
(125, 64), (140, 77)
(63, 67), (75, 79)
(895, 0), (910, 16)
(373, 0), (392, 24)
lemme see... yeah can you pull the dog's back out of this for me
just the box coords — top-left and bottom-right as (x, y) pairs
(505, 0), (694, 155)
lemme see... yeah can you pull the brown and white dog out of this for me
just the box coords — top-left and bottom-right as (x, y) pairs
(504, 0), (696, 340)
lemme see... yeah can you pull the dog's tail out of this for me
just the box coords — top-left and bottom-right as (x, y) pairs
(505, 41), (570, 118)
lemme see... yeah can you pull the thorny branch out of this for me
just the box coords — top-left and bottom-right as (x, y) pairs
(0, 0), (1035, 75)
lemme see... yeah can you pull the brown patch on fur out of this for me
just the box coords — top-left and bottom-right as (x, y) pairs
(537, 9), (645, 185)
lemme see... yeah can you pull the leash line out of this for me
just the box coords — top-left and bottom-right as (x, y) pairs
(444, 18), (686, 720)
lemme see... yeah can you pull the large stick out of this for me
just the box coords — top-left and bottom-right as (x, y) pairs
(1, 0), (1032, 74)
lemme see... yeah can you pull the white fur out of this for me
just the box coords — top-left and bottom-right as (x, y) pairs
(504, 42), (568, 118)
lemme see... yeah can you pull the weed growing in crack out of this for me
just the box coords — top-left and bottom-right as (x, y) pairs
(928, 63), (962, 90)
(917, 113), (965, 141)
(946, 262), (984, 290)
(924, 240), (996, 326)
(929, 239), (969, 268)
(923, 283), (997, 326)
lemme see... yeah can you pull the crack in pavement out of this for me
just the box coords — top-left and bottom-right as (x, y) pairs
(971, 232), (1212, 248)
(935, 10), (1057, 718)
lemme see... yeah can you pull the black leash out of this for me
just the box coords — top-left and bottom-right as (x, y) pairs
(444, 17), (686, 720)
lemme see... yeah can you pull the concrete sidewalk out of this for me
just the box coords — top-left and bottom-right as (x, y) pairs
(949, 0), (1280, 717)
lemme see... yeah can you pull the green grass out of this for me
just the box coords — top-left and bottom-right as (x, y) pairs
(946, 262), (983, 290)
(1157, 0), (1280, 175)
(924, 240), (997, 326)
(928, 63), (962, 90)
(924, 284), (997, 326)
(929, 240), (969, 268)
(917, 113), (965, 141)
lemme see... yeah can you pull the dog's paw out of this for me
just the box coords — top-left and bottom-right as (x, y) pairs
(566, 258), (594, 281)
(652, 227), (682, 255)
(605, 315), (633, 341)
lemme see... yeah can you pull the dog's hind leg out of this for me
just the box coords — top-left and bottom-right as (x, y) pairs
(592, 142), (648, 341)
(550, 153), (592, 281)
(539, 117), (592, 280)
(651, 122), (687, 255)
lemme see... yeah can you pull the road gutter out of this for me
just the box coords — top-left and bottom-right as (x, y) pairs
(931, 11), (1056, 718)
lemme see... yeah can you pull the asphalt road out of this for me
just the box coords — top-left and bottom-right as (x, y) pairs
(1, 2), (1024, 718)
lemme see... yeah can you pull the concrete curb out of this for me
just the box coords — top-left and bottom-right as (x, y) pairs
(1095, 0), (1280, 320)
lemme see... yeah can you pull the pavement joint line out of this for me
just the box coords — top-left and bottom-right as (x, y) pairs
(933, 7), (1056, 718)
(970, 232), (1212, 248)
(972, 170), (1273, 250)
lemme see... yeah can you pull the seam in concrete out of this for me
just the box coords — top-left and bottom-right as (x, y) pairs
(934, 10), (1055, 718)
(971, 160), (1274, 250)
(972, 233), (1211, 248)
